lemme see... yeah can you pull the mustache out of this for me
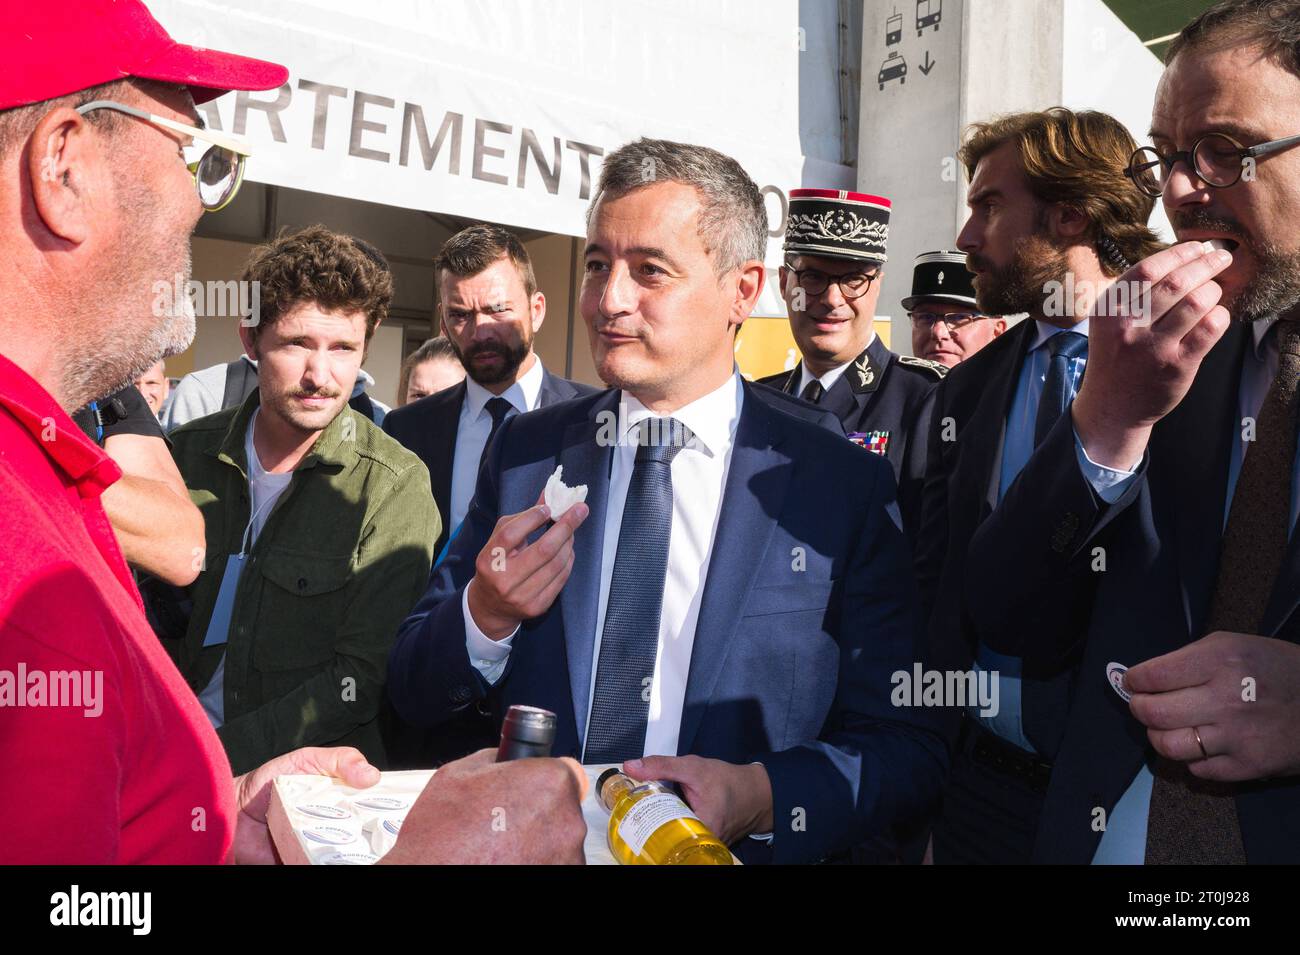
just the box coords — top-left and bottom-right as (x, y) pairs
(291, 389), (342, 399)
(464, 340), (514, 357)
(1169, 209), (1248, 241)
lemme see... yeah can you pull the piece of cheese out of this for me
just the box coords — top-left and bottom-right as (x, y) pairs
(543, 465), (588, 518)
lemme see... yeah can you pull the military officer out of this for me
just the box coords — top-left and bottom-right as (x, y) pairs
(758, 188), (945, 534)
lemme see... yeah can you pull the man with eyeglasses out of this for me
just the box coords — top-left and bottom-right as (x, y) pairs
(0, 0), (587, 865)
(905, 251), (1007, 368)
(960, 0), (1300, 864)
(757, 188), (946, 535)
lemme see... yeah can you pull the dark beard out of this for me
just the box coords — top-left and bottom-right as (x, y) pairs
(452, 335), (531, 386)
(969, 233), (1072, 317)
(1171, 209), (1300, 322)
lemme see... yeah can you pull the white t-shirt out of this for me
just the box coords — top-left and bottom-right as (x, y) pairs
(198, 409), (295, 728)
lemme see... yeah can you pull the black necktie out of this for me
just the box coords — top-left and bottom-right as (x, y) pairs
(1146, 318), (1300, 864)
(583, 418), (691, 764)
(479, 396), (514, 470)
(800, 380), (824, 405)
(1033, 331), (1088, 447)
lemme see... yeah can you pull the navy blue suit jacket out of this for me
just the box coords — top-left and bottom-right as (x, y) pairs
(383, 366), (597, 556)
(387, 381), (948, 863)
(963, 323), (1300, 862)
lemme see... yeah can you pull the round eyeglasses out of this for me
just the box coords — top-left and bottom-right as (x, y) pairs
(1126, 131), (1300, 199)
(785, 262), (880, 300)
(75, 100), (252, 212)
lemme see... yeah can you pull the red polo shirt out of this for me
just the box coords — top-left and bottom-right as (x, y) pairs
(0, 354), (235, 863)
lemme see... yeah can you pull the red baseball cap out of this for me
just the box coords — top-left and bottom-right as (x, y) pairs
(2, 0), (289, 111)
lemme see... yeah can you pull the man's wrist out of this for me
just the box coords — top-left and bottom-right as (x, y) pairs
(1071, 392), (1153, 471)
(745, 761), (774, 834)
(465, 578), (519, 641)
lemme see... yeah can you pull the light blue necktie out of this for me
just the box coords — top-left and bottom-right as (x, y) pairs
(1033, 331), (1088, 447)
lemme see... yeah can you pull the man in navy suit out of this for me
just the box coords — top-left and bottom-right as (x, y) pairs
(383, 224), (597, 558)
(387, 137), (947, 863)
(964, 1), (1300, 863)
(915, 108), (1166, 864)
(382, 224), (595, 767)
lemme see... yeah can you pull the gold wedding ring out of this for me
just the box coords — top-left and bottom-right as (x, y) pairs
(1193, 726), (1210, 760)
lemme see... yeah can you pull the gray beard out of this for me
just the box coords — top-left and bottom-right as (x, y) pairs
(1230, 242), (1300, 323)
(60, 260), (196, 412)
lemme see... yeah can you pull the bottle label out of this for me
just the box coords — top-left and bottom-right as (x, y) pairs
(617, 792), (700, 856)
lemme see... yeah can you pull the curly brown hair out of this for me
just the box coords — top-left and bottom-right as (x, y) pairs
(958, 108), (1166, 276)
(241, 225), (393, 343)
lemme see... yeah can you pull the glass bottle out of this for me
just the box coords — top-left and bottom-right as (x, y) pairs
(596, 769), (734, 865)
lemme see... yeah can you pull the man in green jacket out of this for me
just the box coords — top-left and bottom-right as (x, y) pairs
(168, 226), (437, 773)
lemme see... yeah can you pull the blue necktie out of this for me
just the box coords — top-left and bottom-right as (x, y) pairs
(584, 418), (691, 764)
(1033, 331), (1088, 447)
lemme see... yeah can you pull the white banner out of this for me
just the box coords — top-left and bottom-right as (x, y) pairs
(147, 0), (806, 264)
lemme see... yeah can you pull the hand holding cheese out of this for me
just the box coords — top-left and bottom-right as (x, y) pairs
(232, 746), (382, 864)
(466, 479), (590, 640)
(543, 465), (588, 518)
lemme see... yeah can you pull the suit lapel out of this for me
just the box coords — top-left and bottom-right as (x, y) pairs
(537, 366), (564, 406)
(820, 367), (863, 423)
(1151, 323), (1247, 637)
(557, 389), (620, 741)
(677, 388), (792, 754)
(429, 383), (466, 544)
(969, 319), (1035, 513)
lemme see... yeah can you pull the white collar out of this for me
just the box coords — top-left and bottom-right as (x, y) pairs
(799, 330), (877, 393)
(464, 352), (545, 420)
(616, 371), (743, 459)
(1031, 318), (1090, 352)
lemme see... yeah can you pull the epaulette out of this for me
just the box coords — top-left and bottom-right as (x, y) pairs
(897, 355), (949, 379)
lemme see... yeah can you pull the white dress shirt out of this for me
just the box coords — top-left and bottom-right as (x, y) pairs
(795, 331), (876, 397)
(463, 371), (745, 760)
(449, 356), (545, 532)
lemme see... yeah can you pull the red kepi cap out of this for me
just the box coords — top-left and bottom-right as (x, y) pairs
(1, 0), (288, 110)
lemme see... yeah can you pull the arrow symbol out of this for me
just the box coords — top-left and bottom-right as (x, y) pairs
(919, 52), (935, 75)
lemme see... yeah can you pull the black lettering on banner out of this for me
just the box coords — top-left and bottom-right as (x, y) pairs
(298, 79), (348, 149)
(401, 105), (463, 172)
(473, 119), (513, 185)
(233, 85), (291, 141)
(350, 91), (396, 162)
(518, 130), (562, 194)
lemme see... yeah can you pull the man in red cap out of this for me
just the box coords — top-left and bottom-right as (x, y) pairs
(0, 0), (586, 864)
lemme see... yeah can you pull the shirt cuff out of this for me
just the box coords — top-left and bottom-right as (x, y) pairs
(1073, 428), (1141, 504)
(463, 580), (517, 686)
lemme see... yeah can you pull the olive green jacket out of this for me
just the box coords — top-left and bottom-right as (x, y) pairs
(167, 391), (438, 774)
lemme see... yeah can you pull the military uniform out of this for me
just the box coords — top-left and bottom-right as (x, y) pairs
(762, 187), (946, 540)
(757, 336), (944, 534)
